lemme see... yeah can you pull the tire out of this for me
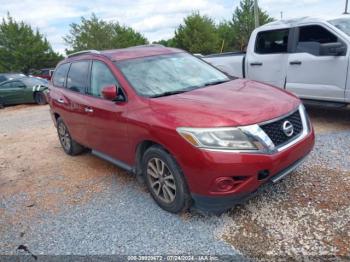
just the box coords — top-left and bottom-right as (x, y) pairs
(142, 145), (192, 213)
(56, 117), (85, 156)
(0, 98), (4, 109)
(34, 91), (47, 105)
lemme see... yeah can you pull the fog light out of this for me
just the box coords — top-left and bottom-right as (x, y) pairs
(215, 177), (235, 192)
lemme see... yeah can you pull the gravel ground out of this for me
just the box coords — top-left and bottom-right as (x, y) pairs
(0, 104), (349, 260)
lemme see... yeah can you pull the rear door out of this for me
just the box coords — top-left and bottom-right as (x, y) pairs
(286, 25), (348, 102)
(51, 61), (91, 146)
(83, 60), (130, 164)
(246, 28), (290, 88)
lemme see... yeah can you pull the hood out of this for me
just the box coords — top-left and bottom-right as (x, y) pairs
(149, 79), (300, 127)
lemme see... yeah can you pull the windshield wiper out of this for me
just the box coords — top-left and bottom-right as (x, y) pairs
(203, 80), (230, 86)
(150, 90), (188, 98)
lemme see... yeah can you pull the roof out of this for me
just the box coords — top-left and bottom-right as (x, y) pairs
(260, 17), (323, 29)
(260, 15), (350, 29)
(102, 45), (183, 61)
(64, 45), (184, 63)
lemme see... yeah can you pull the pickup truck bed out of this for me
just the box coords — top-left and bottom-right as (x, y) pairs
(203, 52), (245, 78)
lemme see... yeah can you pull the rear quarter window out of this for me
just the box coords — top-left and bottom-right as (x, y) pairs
(53, 63), (70, 87)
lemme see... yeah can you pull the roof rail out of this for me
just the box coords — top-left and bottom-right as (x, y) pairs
(126, 44), (165, 49)
(67, 50), (100, 58)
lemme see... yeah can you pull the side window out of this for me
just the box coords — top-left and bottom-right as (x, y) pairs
(66, 61), (90, 93)
(297, 25), (338, 56)
(255, 29), (289, 54)
(53, 63), (70, 87)
(89, 61), (118, 98)
(0, 82), (12, 89)
(11, 81), (25, 88)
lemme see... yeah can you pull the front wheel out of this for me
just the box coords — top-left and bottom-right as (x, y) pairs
(34, 91), (47, 105)
(56, 117), (85, 156)
(142, 145), (192, 213)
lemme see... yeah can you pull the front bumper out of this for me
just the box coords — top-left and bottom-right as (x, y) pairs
(191, 153), (310, 213)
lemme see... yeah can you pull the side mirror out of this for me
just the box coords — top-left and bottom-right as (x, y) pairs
(320, 42), (346, 56)
(101, 85), (126, 102)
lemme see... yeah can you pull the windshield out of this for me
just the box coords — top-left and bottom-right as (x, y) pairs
(329, 18), (350, 36)
(115, 53), (230, 97)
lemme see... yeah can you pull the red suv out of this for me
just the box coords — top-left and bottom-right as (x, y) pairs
(48, 45), (315, 213)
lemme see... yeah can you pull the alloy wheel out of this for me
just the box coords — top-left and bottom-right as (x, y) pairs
(58, 123), (71, 152)
(147, 157), (177, 204)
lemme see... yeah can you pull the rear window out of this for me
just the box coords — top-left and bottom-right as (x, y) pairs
(255, 29), (289, 54)
(53, 63), (70, 87)
(66, 61), (90, 93)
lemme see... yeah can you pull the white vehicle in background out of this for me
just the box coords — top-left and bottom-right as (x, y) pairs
(204, 16), (350, 107)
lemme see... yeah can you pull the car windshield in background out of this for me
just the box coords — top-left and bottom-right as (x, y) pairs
(115, 53), (230, 97)
(329, 18), (350, 36)
(22, 77), (48, 86)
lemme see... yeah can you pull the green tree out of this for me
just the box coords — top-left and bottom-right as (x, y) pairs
(0, 13), (62, 73)
(64, 14), (148, 54)
(216, 21), (235, 52)
(173, 12), (219, 55)
(231, 0), (274, 51)
(152, 38), (176, 47)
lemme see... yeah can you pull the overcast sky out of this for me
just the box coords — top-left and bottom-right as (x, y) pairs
(0, 0), (346, 54)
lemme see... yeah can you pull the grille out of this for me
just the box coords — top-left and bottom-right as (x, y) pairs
(260, 110), (303, 147)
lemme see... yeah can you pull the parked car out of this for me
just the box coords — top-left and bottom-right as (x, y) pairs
(204, 16), (350, 107)
(31, 68), (55, 81)
(0, 73), (26, 83)
(0, 76), (48, 108)
(47, 46), (315, 213)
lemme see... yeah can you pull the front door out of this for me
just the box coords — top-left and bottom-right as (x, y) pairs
(84, 60), (130, 164)
(286, 25), (348, 102)
(0, 80), (27, 105)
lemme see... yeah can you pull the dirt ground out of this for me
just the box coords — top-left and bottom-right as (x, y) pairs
(0, 104), (350, 260)
(0, 105), (134, 249)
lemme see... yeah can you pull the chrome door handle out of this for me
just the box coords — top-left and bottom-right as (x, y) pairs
(84, 107), (94, 113)
(57, 98), (64, 104)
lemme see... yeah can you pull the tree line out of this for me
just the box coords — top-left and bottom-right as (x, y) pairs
(0, 0), (273, 73)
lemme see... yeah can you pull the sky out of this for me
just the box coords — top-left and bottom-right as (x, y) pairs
(0, 0), (346, 54)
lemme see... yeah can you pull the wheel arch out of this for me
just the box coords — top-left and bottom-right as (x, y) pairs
(135, 140), (172, 177)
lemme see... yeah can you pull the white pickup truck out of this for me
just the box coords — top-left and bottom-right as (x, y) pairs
(204, 16), (350, 106)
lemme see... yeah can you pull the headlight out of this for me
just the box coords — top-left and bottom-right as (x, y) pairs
(176, 127), (257, 150)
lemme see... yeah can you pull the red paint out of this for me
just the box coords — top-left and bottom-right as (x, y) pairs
(48, 46), (314, 199)
(101, 85), (117, 100)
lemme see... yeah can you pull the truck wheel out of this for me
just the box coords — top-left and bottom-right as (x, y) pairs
(142, 145), (192, 213)
(56, 117), (85, 156)
(34, 91), (47, 105)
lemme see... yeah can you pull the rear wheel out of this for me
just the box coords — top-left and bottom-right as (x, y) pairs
(34, 91), (47, 105)
(56, 117), (85, 156)
(142, 145), (192, 213)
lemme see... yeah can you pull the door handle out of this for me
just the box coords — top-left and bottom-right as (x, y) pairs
(250, 62), (263, 66)
(290, 61), (302, 65)
(57, 98), (65, 104)
(84, 107), (94, 113)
